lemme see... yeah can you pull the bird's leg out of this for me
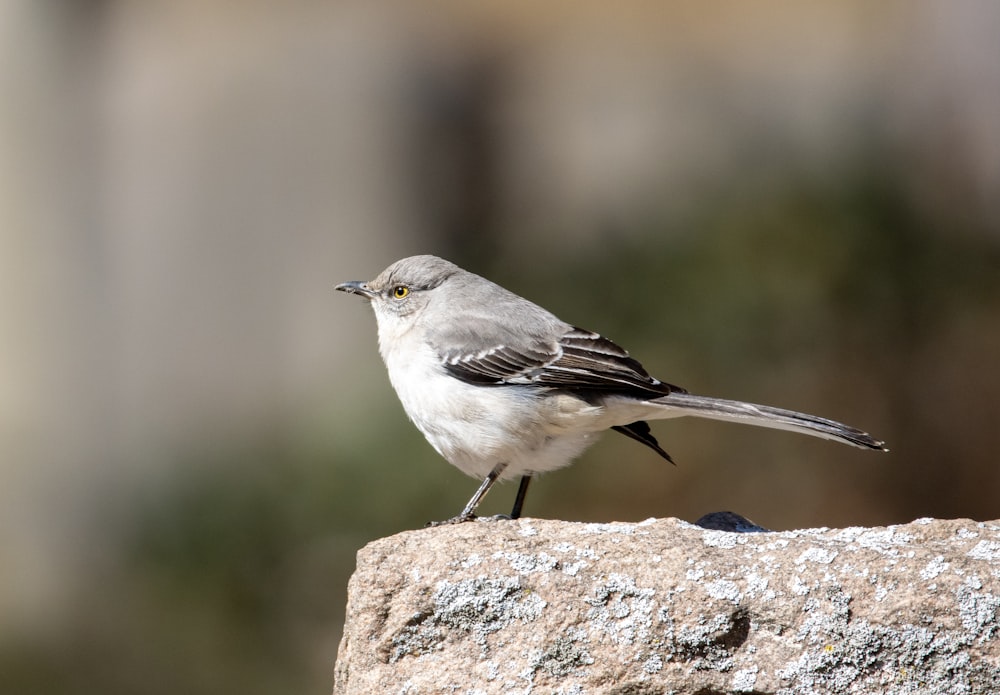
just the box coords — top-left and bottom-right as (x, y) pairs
(509, 475), (532, 519)
(429, 462), (508, 525)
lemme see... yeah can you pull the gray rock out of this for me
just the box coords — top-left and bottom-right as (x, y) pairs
(333, 517), (1000, 694)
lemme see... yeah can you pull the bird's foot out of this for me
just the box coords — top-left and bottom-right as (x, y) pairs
(425, 513), (477, 527)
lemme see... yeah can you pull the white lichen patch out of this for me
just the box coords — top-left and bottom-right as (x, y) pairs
(529, 634), (594, 679)
(846, 527), (914, 553)
(389, 576), (547, 661)
(919, 555), (949, 581)
(702, 531), (741, 549)
(491, 550), (559, 575)
(484, 660), (499, 680)
(459, 553), (483, 569)
(796, 547), (839, 566)
(670, 608), (746, 671)
(585, 573), (657, 646)
(967, 540), (1000, 562)
(742, 571), (772, 600)
(790, 576), (812, 596)
(578, 522), (642, 536)
(548, 542), (596, 577)
(731, 665), (759, 691)
(517, 522), (539, 537)
(955, 576), (1000, 643)
(704, 579), (742, 603)
(642, 653), (663, 673)
(686, 566), (706, 582)
(550, 542), (597, 560)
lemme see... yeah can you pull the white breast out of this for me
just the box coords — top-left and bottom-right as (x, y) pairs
(376, 322), (605, 480)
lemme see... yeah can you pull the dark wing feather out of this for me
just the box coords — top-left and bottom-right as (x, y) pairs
(440, 326), (685, 398)
(439, 342), (558, 384)
(534, 328), (684, 395)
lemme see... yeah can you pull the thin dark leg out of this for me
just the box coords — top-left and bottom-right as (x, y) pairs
(510, 475), (532, 519)
(429, 462), (508, 525)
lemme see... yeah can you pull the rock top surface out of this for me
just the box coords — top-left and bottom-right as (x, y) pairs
(333, 517), (1000, 694)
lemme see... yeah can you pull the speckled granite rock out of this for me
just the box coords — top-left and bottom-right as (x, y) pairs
(332, 517), (1000, 694)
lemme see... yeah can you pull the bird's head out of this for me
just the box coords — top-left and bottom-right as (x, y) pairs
(336, 255), (460, 328)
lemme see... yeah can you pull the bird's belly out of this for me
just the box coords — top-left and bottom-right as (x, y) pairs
(385, 352), (603, 479)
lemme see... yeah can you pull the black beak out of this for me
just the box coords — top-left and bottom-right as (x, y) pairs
(335, 281), (377, 299)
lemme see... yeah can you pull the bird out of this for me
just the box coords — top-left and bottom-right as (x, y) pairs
(336, 254), (887, 523)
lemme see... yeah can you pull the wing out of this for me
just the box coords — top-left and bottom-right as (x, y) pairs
(438, 326), (685, 397)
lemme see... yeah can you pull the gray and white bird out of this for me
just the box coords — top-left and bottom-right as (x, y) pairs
(337, 255), (887, 523)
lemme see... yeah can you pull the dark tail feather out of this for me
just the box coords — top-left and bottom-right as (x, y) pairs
(649, 393), (887, 451)
(611, 421), (675, 464)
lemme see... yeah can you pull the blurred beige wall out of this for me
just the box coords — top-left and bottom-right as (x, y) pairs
(2, 0), (999, 638)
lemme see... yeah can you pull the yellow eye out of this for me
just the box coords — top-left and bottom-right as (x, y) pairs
(392, 285), (410, 299)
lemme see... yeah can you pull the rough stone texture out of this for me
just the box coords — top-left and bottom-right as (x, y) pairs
(333, 517), (1000, 694)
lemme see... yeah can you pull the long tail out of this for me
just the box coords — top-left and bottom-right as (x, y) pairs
(649, 392), (887, 451)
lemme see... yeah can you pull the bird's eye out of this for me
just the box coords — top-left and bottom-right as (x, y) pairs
(392, 285), (410, 299)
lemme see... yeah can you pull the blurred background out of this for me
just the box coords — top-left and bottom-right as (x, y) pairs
(2, 1), (999, 692)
